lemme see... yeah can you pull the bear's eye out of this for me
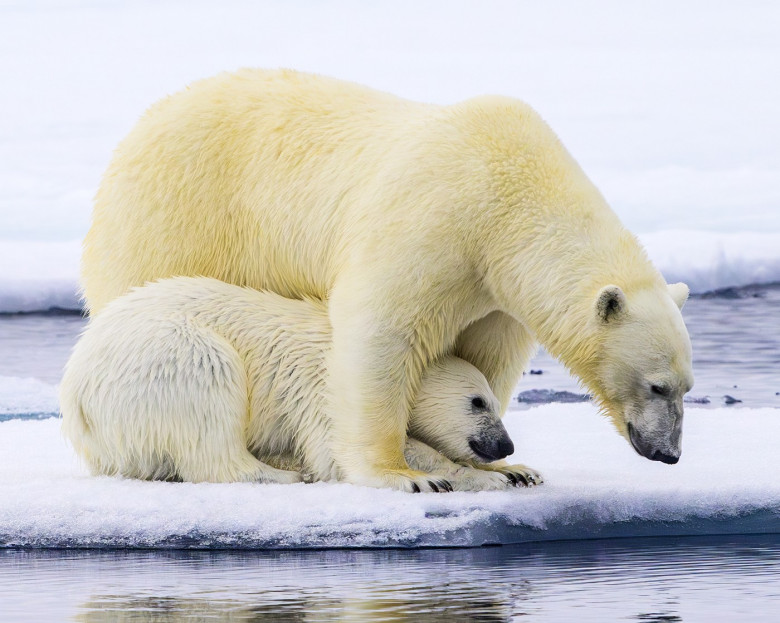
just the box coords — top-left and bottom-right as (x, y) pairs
(471, 396), (487, 410)
(650, 384), (670, 398)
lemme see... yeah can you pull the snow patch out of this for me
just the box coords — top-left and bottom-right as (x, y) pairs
(0, 376), (59, 420)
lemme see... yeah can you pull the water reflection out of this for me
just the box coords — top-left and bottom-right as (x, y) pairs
(76, 597), (317, 622)
(635, 615), (682, 623)
(76, 589), (515, 622)
(71, 548), (523, 622)
(3, 535), (780, 622)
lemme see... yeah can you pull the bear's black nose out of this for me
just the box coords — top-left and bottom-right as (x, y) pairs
(651, 450), (680, 465)
(629, 423), (681, 464)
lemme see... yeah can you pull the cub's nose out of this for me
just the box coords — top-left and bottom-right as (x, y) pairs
(496, 435), (515, 459)
(468, 432), (515, 462)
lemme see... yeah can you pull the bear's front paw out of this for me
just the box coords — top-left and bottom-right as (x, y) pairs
(354, 468), (453, 493)
(473, 463), (543, 487)
(495, 464), (544, 487)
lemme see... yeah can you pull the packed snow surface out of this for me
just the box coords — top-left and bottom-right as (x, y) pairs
(1, 405), (777, 549)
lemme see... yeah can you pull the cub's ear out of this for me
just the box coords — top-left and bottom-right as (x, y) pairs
(595, 285), (627, 324)
(667, 282), (690, 310)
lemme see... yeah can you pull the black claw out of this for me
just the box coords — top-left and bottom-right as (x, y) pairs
(505, 472), (519, 485)
(441, 480), (453, 492)
(515, 473), (529, 486)
(411, 482), (420, 493)
(428, 480), (439, 493)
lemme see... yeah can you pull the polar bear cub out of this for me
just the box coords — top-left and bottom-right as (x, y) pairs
(61, 277), (538, 491)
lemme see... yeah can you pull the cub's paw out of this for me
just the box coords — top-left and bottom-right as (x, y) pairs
(446, 466), (514, 492)
(259, 467), (305, 485)
(355, 469), (453, 493)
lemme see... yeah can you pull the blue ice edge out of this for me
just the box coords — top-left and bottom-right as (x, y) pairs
(3, 509), (778, 550)
(0, 412), (58, 423)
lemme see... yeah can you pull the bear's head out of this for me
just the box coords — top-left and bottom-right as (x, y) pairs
(590, 282), (693, 464)
(409, 356), (514, 464)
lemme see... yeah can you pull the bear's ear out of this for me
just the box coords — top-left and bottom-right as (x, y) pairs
(595, 285), (627, 324)
(667, 282), (690, 310)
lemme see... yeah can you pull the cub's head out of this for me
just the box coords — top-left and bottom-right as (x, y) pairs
(409, 356), (514, 464)
(590, 282), (694, 464)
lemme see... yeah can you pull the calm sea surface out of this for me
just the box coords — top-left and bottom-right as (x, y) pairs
(2, 536), (780, 622)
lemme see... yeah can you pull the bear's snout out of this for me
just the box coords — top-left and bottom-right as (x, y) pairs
(628, 422), (681, 464)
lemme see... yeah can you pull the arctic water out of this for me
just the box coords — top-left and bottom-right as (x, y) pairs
(3, 536), (780, 622)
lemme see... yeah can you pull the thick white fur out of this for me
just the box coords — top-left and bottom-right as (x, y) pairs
(60, 277), (530, 490)
(82, 69), (692, 489)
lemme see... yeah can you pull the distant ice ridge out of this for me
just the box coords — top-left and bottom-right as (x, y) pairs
(1, 405), (778, 549)
(0, 240), (81, 313)
(640, 230), (780, 294)
(1, 231), (778, 313)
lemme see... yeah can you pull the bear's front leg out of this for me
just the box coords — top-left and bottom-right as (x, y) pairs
(327, 291), (452, 493)
(455, 312), (544, 486)
(455, 311), (537, 413)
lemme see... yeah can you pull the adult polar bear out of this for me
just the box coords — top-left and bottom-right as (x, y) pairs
(82, 69), (693, 492)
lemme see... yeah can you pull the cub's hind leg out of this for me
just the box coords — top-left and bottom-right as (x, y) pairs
(153, 320), (302, 484)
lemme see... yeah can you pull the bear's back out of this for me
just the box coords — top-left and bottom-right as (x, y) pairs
(82, 70), (438, 312)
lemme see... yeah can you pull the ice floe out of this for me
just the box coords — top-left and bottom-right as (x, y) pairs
(1, 405), (777, 549)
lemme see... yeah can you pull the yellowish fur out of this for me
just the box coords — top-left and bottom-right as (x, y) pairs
(82, 70), (692, 489)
